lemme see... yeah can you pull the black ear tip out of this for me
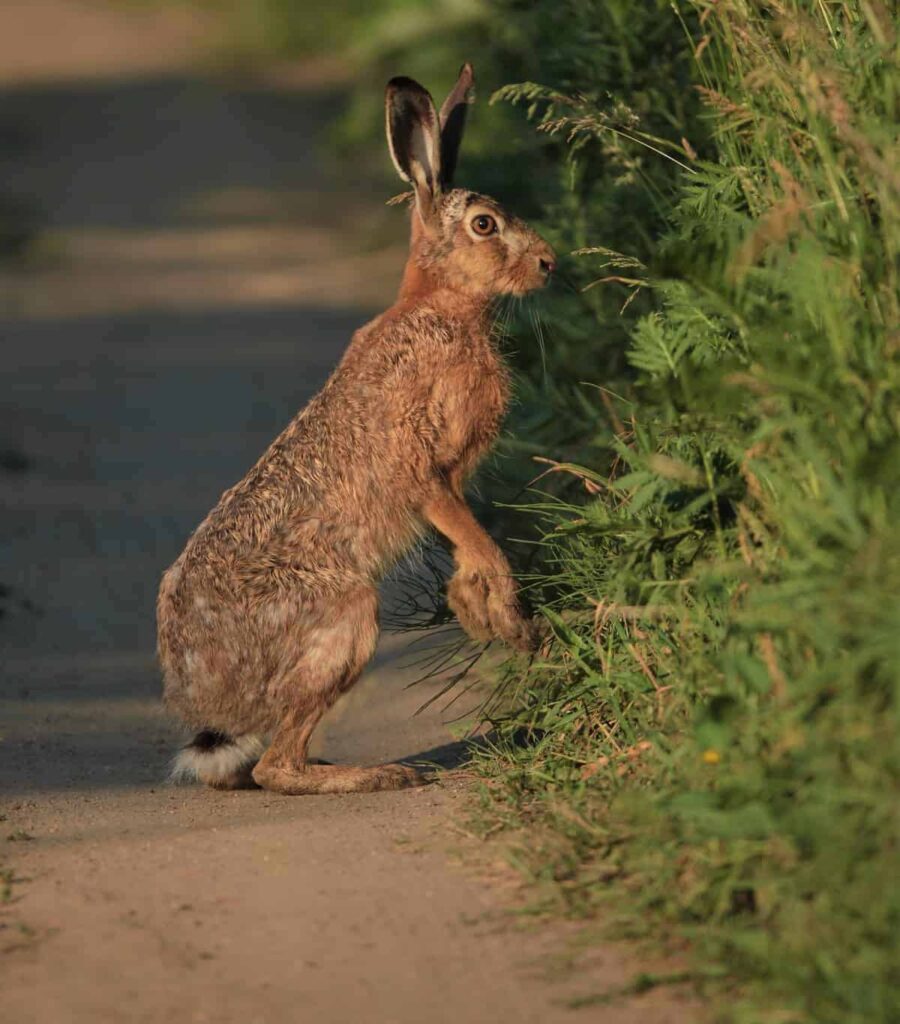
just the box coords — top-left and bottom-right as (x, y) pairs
(458, 62), (475, 81)
(386, 75), (429, 97)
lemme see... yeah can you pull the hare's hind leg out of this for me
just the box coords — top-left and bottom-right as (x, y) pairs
(254, 742), (424, 794)
(251, 587), (427, 795)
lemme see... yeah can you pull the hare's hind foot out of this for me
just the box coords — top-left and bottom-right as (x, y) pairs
(246, 584), (428, 795)
(252, 760), (428, 795)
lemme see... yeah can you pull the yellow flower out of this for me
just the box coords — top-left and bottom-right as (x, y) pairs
(702, 748), (721, 765)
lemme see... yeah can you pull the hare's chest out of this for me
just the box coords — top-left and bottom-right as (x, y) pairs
(454, 351), (510, 471)
(478, 359), (510, 437)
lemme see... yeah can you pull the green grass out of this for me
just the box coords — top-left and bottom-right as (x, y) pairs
(468, 4), (899, 1021)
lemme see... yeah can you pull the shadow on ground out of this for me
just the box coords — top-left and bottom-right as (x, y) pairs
(0, 75), (348, 231)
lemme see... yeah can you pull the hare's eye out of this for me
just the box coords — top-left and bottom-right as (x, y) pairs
(471, 214), (497, 236)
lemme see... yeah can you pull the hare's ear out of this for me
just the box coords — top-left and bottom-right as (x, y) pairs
(438, 63), (474, 188)
(385, 76), (442, 223)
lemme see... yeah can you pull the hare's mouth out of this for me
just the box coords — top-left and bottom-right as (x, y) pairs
(501, 259), (554, 296)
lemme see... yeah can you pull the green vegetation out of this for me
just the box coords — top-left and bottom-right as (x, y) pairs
(167, 1), (899, 1018)
(480, 5), (899, 1021)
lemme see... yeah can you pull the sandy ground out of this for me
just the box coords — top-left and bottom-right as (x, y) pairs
(0, 3), (699, 1022)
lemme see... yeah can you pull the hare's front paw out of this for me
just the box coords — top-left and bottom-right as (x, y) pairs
(485, 575), (541, 653)
(447, 569), (493, 643)
(448, 569), (539, 653)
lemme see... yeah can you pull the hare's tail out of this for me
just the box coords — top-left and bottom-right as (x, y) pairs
(170, 730), (267, 789)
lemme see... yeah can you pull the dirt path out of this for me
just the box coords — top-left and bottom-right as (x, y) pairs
(0, 4), (696, 1022)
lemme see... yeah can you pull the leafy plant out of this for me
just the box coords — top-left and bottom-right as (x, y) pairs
(471, 3), (899, 1021)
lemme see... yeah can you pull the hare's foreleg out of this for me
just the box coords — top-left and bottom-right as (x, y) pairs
(251, 587), (426, 795)
(424, 487), (538, 652)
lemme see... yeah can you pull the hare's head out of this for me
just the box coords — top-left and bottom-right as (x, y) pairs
(386, 65), (556, 299)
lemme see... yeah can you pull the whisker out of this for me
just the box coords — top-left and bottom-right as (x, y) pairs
(527, 299), (548, 376)
(413, 646), (488, 715)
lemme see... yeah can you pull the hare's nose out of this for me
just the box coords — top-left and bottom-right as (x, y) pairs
(537, 243), (557, 276)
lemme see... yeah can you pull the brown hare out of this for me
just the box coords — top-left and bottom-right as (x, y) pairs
(157, 64), (556, 794)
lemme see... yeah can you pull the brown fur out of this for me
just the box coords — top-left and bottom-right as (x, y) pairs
(157, 66), (555, 795)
